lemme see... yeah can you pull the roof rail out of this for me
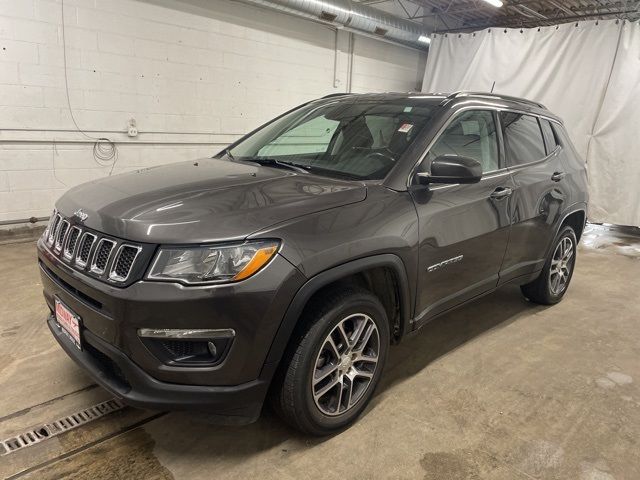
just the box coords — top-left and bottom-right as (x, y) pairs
(447, 91), (546, 109)
(321, 93), (352, 99)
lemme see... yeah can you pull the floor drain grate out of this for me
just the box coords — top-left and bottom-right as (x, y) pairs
(0, 398), (125, 455)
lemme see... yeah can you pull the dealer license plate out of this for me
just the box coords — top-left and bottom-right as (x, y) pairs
(55, 297), (82, 350)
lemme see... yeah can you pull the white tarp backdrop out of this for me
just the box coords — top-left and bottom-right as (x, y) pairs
(422, 20), (640, 227)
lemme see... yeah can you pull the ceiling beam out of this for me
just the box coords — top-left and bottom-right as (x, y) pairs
(435, 7), (640, 32)
(356, 0), (640, 32)
(547, 0), (575, 16)
(412, 0), (554, 19)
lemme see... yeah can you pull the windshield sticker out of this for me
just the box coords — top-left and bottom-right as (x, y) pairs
(398, 123), (413, 133)
(403, 106), (413, 112)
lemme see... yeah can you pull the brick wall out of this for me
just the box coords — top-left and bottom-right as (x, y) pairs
(0, 0), (427, 222)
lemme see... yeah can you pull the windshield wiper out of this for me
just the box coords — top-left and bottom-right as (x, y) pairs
(242, 157), (311, 174)
(223, 148), (235, 160)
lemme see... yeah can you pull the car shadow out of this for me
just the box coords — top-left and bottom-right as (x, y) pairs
(376, 284), (542, 395)
(143, 284), (545, 463)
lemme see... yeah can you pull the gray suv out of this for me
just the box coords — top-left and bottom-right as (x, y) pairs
(38, 92), (588, 435)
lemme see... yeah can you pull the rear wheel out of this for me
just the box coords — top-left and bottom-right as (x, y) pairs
(521, 225), (577, 304)
(272, 287), (389, 435)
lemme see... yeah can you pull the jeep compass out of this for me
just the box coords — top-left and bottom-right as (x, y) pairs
(38, 92), (588, 435)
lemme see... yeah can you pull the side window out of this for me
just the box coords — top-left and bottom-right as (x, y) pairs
(427, 110), (499, 173)
(258, 116), (339, 157)
(501, 113), (547, 165)
(540, 119), (560, 154)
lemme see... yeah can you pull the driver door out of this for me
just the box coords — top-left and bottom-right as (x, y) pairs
(410, 109), (514, 326)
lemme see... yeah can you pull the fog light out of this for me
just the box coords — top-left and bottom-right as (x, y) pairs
(138, 328), (234, 365)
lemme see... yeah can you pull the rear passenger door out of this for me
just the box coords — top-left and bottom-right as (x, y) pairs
(498, 112), (568, 283)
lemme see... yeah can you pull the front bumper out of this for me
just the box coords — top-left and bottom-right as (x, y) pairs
(38, 238), (306, 418)
(48, 314), (268, 421)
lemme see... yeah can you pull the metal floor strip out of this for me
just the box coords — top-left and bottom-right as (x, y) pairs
(0, 385), (99, 424)
(0, 398), (125, 455)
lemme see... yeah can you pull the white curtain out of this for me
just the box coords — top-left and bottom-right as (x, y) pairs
(422, 20), (640, 227)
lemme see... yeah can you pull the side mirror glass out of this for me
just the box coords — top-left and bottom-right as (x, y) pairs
(416, 155), (483, 185)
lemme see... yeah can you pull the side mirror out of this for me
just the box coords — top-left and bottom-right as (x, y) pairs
(416, 155), (482, 185)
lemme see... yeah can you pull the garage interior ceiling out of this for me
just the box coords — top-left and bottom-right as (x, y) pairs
(360, 0), (640, 32)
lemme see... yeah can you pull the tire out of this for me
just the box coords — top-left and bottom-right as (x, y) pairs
(271, 287), (390, 436)
(521, 225), (577, 305)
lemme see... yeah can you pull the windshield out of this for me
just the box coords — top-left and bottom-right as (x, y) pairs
(226, 99), (437, 180)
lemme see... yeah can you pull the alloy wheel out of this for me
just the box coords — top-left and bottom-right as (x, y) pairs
(549, 236), (574, 295)
(311, 313), (380, 416)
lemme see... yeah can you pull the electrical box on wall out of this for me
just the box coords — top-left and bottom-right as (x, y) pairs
(127, 118), (138, 137)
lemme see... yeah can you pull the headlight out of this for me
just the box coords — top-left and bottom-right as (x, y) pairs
(147, 240), (279, 285)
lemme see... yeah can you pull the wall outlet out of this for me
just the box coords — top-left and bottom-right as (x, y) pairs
(127, 118), (138, 137)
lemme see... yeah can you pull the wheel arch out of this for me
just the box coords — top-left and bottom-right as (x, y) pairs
(545, 204), (587, 258)
(261, 254), (412, 373)
(560, 208), (586, 241)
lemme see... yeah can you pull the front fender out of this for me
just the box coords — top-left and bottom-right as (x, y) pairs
(260, 254), (412, 375)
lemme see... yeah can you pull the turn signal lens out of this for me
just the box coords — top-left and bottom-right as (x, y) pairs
(233, 245), (278, 281)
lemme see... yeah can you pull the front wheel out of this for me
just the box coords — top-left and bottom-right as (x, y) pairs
(271, 287), (389, 435)
(521, 225), (577, 304)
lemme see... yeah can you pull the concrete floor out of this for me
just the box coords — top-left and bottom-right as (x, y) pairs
(1, 226), (639, 479)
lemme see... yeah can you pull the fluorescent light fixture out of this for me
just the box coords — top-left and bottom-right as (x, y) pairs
(418, 35), (431, 44)
(482, 0), (503, 6)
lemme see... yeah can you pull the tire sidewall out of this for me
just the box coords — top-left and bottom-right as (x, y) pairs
(296, 292), (390, 434)
(545, 226), (577, 302)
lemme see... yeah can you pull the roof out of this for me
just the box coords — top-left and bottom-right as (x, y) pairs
(440, 91), (561, 122)
(318, 92), (447, 106)
(320, 91), (553, 113)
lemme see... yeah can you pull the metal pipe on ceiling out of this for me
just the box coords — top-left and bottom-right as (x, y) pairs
(0, 217), (48, 227)
(235, 0), (431, 49)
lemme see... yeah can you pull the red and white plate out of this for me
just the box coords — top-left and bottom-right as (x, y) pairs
(55, 297), (82, 350)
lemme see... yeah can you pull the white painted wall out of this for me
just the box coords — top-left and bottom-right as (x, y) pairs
(0, 0), (427, 223)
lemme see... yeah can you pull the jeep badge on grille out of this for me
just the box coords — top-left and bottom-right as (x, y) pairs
(74, 209), (88, 222)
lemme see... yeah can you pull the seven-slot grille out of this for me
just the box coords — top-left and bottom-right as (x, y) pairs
(54, 220), (69, 251)
(109, 245), (142, 282)
(63, 227), (81, 259)
(91, 239), (116, 274)
(43, 211), (143, 285)
(75, 232), (96, 267)
(47, 213), (61, 246)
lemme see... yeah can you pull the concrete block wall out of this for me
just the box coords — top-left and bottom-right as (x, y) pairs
(0, 0), (427, 223)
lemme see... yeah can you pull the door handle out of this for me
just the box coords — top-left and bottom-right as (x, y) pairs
(551, 171), (566, 182)
(490, 187), (513, 199)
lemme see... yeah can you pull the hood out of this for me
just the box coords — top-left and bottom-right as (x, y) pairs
(56, 158), (367, 244)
